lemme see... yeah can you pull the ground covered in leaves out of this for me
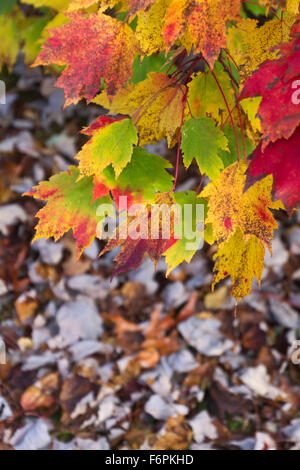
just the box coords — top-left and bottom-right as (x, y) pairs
(1, 61), (300, 451)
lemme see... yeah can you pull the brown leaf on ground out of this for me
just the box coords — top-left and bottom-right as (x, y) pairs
(155, 415), (192, 450)
(59, 375), (93, 423)
(21, 372), (59, 411)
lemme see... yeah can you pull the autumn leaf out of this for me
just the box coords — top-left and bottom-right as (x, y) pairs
(163, 0), (241, 68)
(181, 117), (229, 180)
(24, 167), (111, 257)
(213, 227), (265, 302)
(136, 0), (170, 55)
(33, 11), (139, 106)
(94, 72), (185, 146)
(93, 146), (174, 208)
(227, 15), (297, 81)
(100, 193), (177, 276)
(200, 161), (283, 249)
(246, 125), (300, 212)
(76, 116), (138, 178)
(155, 415), (192, 450)
(187, 68), (235, 126)
(241, 20), (300, 148)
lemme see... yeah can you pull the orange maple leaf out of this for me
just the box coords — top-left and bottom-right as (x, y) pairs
(163, 0), (241, 68)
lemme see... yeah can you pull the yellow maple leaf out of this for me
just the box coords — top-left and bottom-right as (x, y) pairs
(94, 72), (185, 147)
(213, 227), (265, 302)
(227, 15), (297, 81)
(200, 161), (283, 250)
(136, 0), (171, 55)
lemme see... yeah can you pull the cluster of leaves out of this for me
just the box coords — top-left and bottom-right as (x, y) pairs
(2, 0), (300, 303)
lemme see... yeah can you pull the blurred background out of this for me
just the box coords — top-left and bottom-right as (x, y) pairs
(1, 0), (300, 451)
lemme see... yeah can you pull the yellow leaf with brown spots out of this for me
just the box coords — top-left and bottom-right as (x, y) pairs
(136, 0), (171, 55)
(200, 161), (283, 250)
(94, 72), (185, 146)
(212, 227), (265, 302)
(227, 15), (297, 81)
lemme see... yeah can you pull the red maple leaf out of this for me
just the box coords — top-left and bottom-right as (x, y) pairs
(34, 12), (139, 106)
(246, 125), (300, 212)
(241, 20), (300, 149)
(100, 196), (177, 276)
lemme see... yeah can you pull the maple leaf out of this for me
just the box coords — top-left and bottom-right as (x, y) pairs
(94, 72), (185, 146)
(227, 15), (297, 81)
(163, 0), (241, 68)
(101, 194), (177, 276)
(33, 11), (139, 106)
(200, 161), (283, 249)
(187, 68), (235, 126)
(246, 125), (300, 212)
(213, 227), (265, 302)
(76, 116), (138, 178)
(24, 167), (111, 257)
(136, 0), (170, 55)
(93, 146), (173, 208)
(181, 117), (229, 180)
(241, 20), (300, 148)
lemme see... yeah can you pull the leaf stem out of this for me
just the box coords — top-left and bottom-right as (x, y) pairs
(226, 52), (247, 162)
(170, 90), (187, 193)
(202, 57), (240, 162)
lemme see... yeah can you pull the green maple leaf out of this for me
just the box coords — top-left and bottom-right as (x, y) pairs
(101, 147), (174, 201)
(181, 117), (229, 181)
(77, 118), (138, 178)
